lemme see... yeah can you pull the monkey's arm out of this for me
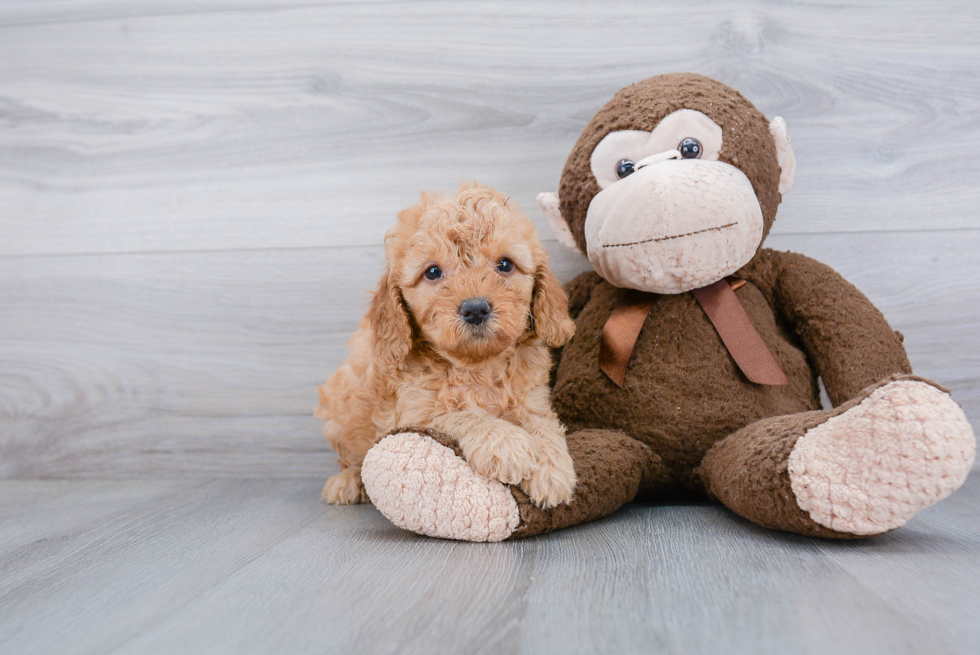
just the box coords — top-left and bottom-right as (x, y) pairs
(764, 249), (912, 406)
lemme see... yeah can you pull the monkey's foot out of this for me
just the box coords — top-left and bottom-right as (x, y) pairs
(361, 431), (520, 542)
(789, 379), (975, 535)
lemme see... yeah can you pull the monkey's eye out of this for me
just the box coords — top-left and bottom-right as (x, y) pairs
(678, 137), (703, 159)
(615, 159), (635, 179)
(423, 265), (443, 281)
(496, 257), (514, 273)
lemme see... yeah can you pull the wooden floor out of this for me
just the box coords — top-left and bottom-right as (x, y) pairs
(1, 475), (978, 655)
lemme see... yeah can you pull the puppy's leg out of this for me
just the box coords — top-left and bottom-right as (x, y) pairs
(323, 467), (369, 505)
(321, 420), (371, 505)
(429, 409), (537, 485)
(520, 413), (577, 508)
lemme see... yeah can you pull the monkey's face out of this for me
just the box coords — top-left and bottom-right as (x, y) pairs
(584, 109), (764, 294)
(541, 74), (795, 295)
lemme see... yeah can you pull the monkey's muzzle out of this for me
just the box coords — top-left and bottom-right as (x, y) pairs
(584, 158), (764, 294)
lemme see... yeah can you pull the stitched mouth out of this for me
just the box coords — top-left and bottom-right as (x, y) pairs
(603, 222), (738, 249)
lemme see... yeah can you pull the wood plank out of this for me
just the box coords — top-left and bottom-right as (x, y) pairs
(822, 478), (980, 654)
(0, 478), (330, 654)
(0, 230), (976, 478)
(121, 505), (953, 655)
(0, 478), (198, 551)
(1, 476), (976, 654)
(1, 0), (979, 257)
(511, 503), (969, 655)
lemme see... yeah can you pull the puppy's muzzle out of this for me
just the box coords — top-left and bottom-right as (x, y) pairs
(459, 297), (492, 327)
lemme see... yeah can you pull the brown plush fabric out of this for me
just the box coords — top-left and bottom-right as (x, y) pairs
(697, 374), (940, 538)
(552, 276), (821, 488)
(558, 73), (782, 254)
(563, 270), (604, 320)
(507, 429), (668, 540)
(737, 249), (912, 405)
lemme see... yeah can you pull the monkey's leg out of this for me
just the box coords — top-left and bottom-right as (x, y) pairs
(361, 427), (667, 542)
(698, 375), (975, 538)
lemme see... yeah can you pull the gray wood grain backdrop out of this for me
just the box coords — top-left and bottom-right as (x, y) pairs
(1, 0), (978, 478)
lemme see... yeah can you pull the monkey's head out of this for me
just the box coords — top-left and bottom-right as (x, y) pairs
(538, 73), (796, 294)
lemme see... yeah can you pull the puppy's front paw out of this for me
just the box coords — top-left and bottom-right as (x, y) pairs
(322, 468), (369, 505)
(464, 426), (538, 486)
(520, 449), (576, 509)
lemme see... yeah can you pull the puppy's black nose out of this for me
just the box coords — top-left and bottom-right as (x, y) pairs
(459, 298), (492, 326)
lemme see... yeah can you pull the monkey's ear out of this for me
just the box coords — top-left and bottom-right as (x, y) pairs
(536, 192), (582, 254)
(769, 117), (796, 195)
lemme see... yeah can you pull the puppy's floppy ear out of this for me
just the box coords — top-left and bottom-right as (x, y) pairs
(368, 268), (413, 370)
(530, 266), (575, 348)
(367, 196), (427, 369)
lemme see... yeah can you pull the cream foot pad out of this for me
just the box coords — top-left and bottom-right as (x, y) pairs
(361, 432), (521, 542)
(789, 380), (976, 535)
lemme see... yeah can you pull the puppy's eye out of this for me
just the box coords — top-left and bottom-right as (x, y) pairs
(496, 258), (514, 273)
(616, 159), (635, 179)
(678, 137), (703, 159)
(423, 265), (442, 281)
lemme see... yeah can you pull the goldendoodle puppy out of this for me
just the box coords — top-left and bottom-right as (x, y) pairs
(316, 183), (577, 508)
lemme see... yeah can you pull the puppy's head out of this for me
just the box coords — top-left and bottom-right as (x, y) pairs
(370, 183), (574, 366)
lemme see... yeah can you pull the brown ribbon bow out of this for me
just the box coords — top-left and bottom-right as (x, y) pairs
(599, 278), (789, 388)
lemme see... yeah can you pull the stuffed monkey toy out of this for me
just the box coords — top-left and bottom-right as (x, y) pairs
(360, 73), (976, 541)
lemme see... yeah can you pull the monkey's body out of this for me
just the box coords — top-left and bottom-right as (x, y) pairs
(360, 73), (975, 541)
(554, 264), (822, 487)
(555, 244), (916, 480)
(525, 248), (922, 539)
